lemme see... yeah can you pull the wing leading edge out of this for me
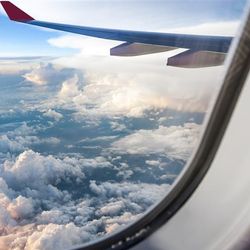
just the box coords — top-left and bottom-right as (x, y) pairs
(0, 1), (233, 68)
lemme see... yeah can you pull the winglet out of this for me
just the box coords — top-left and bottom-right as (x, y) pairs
(0, 1), (34, 22)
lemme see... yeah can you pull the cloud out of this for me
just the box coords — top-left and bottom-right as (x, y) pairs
(104, 212), (141, 234)
(89, 181), (169, 204)
(110, 121), (127, 132)
(7, 123), (37, 137)
(0, 140), (171, 248)
(145, 160), (161, 167)
(41, 137), (61, 145)
(0, 122), (60, 153)
(0, 57), (49, 75)
(0, 223), (92, 250)
(6, 196), (34, 221)
(166, 21), (240, 36)
(0, 135), (25, 153)
(22, 63), (78, 88)
(23, 63), (58, 85)
(26, 223), (92, 250)
(1, 151), (85, 208)
(1, 22), (231, 119)
(99, 200), (125, 216)
(42, 63), (221, 119)
(78, 136), (118, 143)
(0, 148), (171, 249)
(58, 74), (81, 99)
(43, 109), (63, 121)
(111, 123), (200, 161)
(41, 45), (224, 118)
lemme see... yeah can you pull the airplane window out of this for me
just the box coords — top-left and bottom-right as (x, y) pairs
(0, 1), (247, 249)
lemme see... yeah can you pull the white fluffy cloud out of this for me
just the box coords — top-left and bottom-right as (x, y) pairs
(36, 47), (224, 118)
(0, 135), (25, 153)
(145, 160), (161, 167)
(2, 150), (85, 192)
(40, 63), (221, 118)
(22, 63), (76, 88)
(110, 121), (127, 132)
(91, 180), (169, 200)
(0, 149), (170, 249)
(58, 74), (80, 99)
(5, 196), (34, 221)
(0, 123), (60, 153)
(111, 123), (200, 161)
(23, 63), (58, 85)
(43, 109), (63, 121)
(0, 223), (92, 250)
(0, 135), (60, 153)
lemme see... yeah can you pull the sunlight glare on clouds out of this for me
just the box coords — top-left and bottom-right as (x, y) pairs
(58, 74), (81, 98)
(23, 63), (62, 85)
(48, 60), (222, 116)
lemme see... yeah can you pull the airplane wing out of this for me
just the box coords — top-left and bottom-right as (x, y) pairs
(0, 1), (233, 68)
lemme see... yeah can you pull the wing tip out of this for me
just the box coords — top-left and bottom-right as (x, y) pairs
(0, 1), (34, 22)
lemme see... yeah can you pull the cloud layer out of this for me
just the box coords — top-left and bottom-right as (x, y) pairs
(0, 54), (205, 249)
(112, 123), (200, 161)
(0, 17), (231, 250)
(0, 150), (170, 250)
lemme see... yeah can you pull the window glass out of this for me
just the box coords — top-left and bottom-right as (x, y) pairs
(0, 1), (246, 249)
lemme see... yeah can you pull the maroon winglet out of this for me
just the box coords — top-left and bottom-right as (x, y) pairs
(0, 1), (34, 22)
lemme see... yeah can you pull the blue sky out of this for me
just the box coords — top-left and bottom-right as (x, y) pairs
(0, 16), (73, 56)
(0, 0), (247, 56)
